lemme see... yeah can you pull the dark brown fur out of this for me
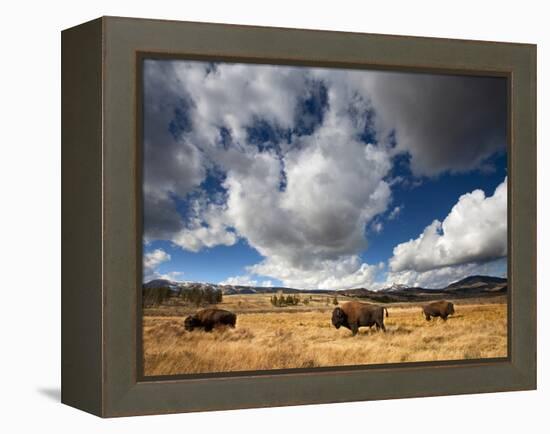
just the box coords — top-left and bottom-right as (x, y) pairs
(422, 300), (455, 321)
(331, 301), (388, 336)
(184, 308), (237, 332)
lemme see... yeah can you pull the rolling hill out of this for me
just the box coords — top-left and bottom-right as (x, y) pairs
(142, 274), (507, 303)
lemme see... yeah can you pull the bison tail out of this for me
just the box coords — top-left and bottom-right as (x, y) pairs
(385, 307), (389, 318)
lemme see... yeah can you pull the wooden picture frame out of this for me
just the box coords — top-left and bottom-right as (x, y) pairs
(61, 16), (536, 417)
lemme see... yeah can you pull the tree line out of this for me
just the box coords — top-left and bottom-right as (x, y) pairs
(181, 286), (223, 306)
(143, 286), (223, 307)
(270, 294), (339, 307)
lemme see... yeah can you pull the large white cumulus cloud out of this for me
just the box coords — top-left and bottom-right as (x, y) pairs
(389, 178), (507, 273)
(215, 93), (391, 289)
(143, 60), (396, 289)
(223, 125), (391, 267)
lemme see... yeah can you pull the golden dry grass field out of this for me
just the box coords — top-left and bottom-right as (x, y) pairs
(142, 294), (507, 376)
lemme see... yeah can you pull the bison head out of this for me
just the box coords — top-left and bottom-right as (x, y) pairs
(184, 315), (200, 331)
(331, 307), (347, 329)
(447, 303), (455, 315)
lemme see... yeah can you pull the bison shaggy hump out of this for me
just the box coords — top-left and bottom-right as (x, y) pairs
(422, 300), (455, 321)
(184, 308), (237, 332)
(332, 301), (388, 336)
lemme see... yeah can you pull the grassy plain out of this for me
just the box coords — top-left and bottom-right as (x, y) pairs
(142, 294), (507, 376)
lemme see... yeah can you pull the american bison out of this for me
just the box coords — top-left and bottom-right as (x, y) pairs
(184, 308), (237, 332)
(332, 301), (389, 336)
(422, 300), (455, 321)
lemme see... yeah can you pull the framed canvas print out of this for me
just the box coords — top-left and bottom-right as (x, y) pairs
(61, 16), (536, 417)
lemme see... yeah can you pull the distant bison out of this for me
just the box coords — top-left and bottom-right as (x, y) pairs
(422, 300), (455, 321)
(184, 308), (237, 332)
(332, 301), (389, 336)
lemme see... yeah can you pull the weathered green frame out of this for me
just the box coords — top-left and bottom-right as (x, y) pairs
(62, 16), (537, 417)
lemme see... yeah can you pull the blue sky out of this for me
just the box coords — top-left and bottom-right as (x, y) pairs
(142, 60), (508, 290)
(146, 239), (265, 284)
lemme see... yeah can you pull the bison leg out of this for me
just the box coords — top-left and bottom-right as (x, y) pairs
(441, 314), (448, 321)
(350, 324), (359, 336)
(204, 324), (213, 332)
(425, 313), (431, 321)
(378, 321), (386, 332)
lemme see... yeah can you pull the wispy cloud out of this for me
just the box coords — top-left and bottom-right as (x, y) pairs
(388, 205), (403, 220)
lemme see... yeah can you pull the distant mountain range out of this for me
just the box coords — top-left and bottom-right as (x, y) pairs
(338, 275), (507, 303)
(143, 275), (507, 302)
(143, 278), (324, 295)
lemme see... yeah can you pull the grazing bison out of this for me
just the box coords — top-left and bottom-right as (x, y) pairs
(332, 301), (389, 336)
(184, 308), (237, 332)
(422, 300), (455, 321)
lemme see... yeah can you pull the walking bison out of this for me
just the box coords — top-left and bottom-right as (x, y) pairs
(184, 308), (237, 332)
(422, 300), (455, 321)
(332, 301), (389, 336)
